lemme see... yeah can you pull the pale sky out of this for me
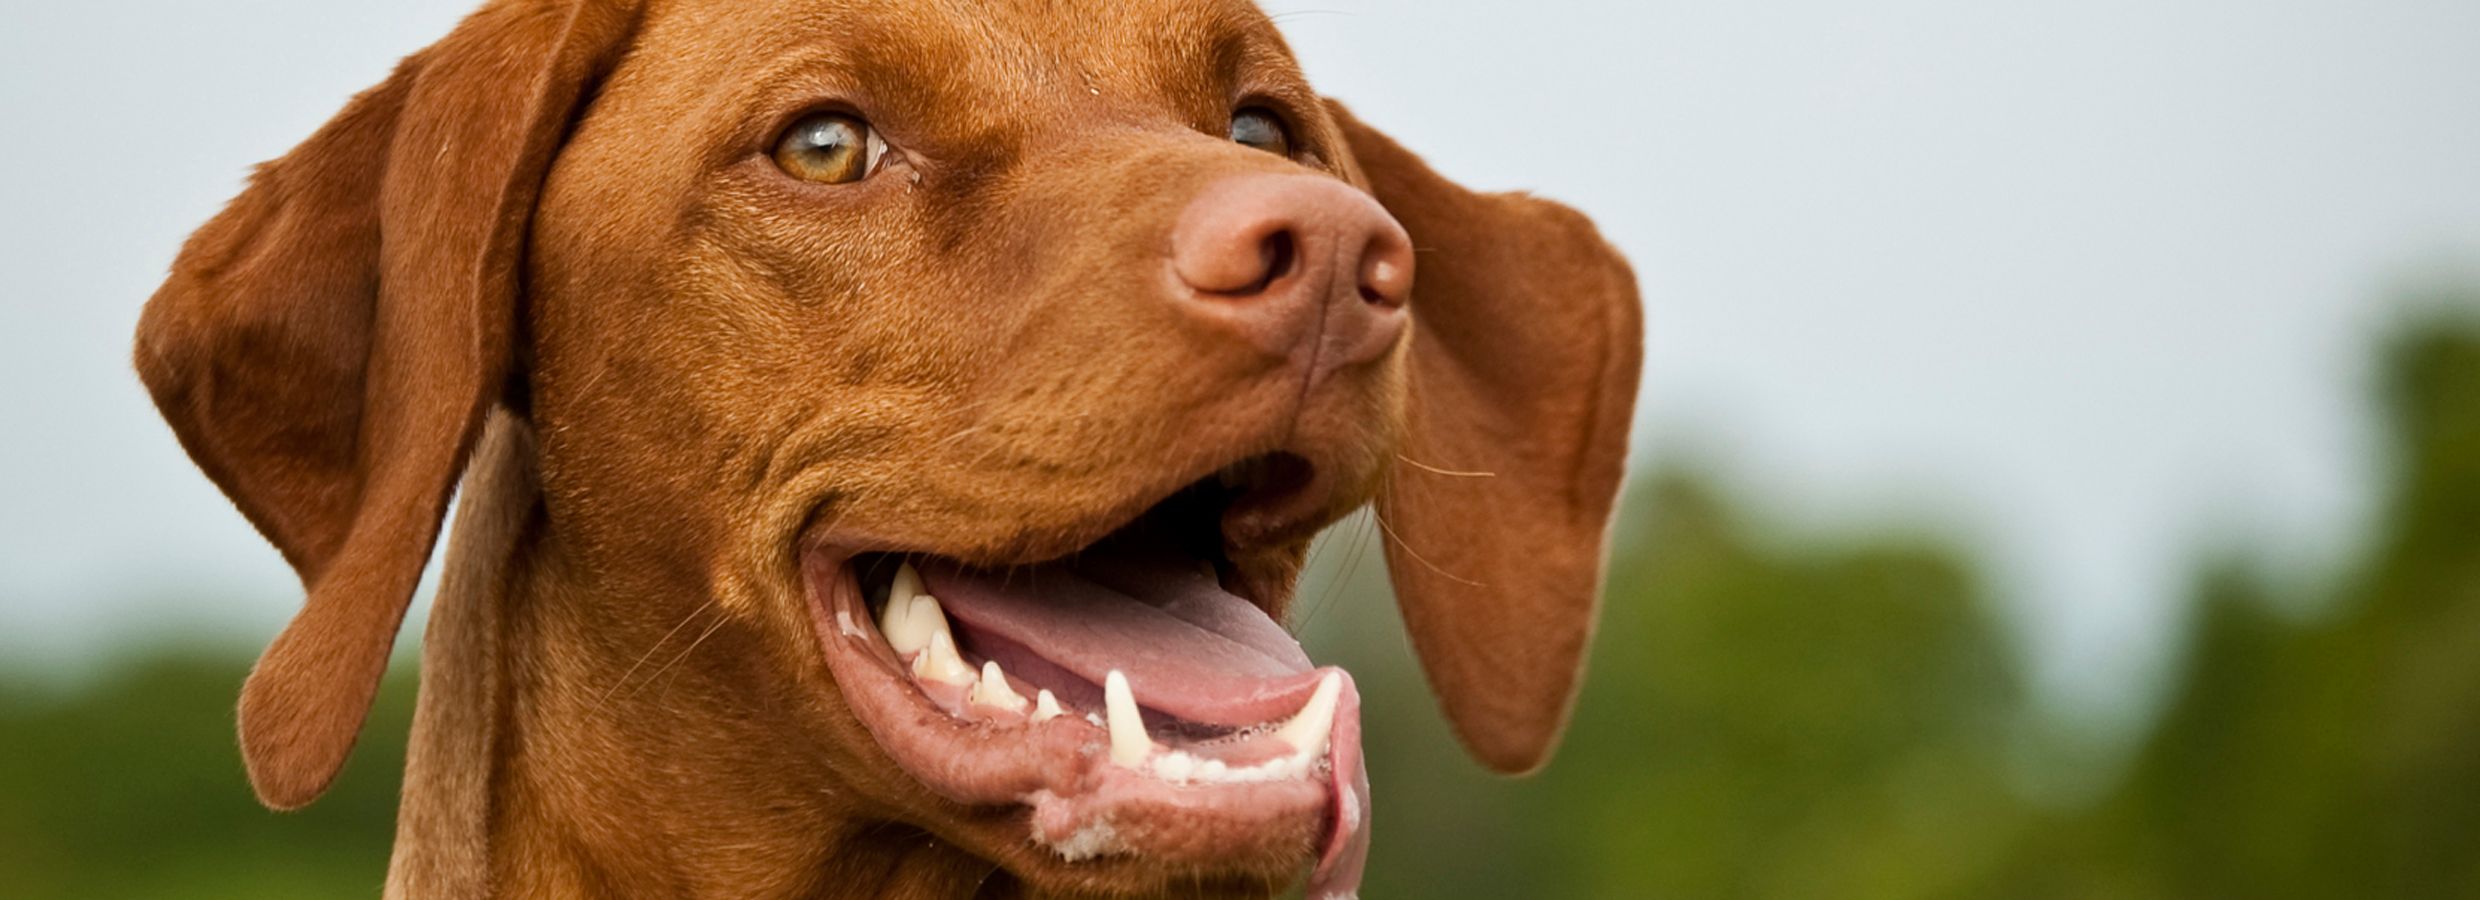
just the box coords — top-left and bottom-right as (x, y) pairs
(4, 0), (2477, 723)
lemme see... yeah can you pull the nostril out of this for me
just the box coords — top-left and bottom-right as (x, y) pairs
(1357, 255), (1396, 305)
(1170, 175), (1414, 362)
(1356, 230), (1414, 308)
(1240, 229), (1297, 296)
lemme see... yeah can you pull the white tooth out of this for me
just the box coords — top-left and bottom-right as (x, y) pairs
(882, 580), (949, 657)
(1032, 690), (1064, 723)
(1279, 752), (1314, 779)
(878, 594), (923, 654)
(1271, 671), (1343, 757)
(890, 562), (925, 606)
(1104, 671), (1152, 768)
(971, 661), (1029, 712)
(900, 593), (956, 657)
(911, 627), (974, 685)
(1154, 750), (1198, 783)
(1198, 759), (1229, 779)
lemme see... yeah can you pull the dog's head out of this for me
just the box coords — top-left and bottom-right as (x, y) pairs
(135, 0), (1639, 895)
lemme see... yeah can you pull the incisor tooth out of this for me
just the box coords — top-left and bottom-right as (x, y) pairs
(1104, 671), (1152, 768)
(1154, 750), (1198, 782)
(912, 627), (974, 685)
(1271, 671), (1343, 757)
(970, 661), (1029, 712)
(1032, 690), (1064, 723)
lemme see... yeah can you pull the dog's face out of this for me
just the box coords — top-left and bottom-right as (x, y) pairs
(534, 2), (1406, 891)
(135, 0), (1640, 896)
(531, 0), (1393, 627)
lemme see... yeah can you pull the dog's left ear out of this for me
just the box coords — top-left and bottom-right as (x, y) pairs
(134, 0), (637, 809)
(1322, 101), (1644, 774)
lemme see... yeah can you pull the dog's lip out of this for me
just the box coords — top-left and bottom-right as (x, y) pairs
(799, 546), (1369, 898)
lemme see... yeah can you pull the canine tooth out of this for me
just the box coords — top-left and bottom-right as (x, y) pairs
(1032, 690), (1064, 724)
(1104, 671), (1152, 768)
(883, 565), (932, 650)
(1271, 671), (1343, 757)
(971, 661), (1029, 712)
(892, 600), (932, 654)
(900, 592), (957, 657)
(912, 628), (975, 686)
(882, 580), (949, 657)
(890, 562), (925, 605)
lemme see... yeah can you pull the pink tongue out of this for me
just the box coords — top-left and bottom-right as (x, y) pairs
(920, 554), (1317, 725)
(917, 550), (1370, 897)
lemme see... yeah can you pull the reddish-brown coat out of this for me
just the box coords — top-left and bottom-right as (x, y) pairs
(134, 1), (1641, 896)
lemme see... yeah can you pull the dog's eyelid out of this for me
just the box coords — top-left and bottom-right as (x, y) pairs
(1223, 83), (1330, 162)
(1227, 106), (1294, 158)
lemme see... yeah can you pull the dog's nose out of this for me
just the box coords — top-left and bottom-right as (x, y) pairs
(1170, 174), (1413, 367)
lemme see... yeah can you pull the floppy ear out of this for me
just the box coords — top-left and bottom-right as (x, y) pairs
(1326, 102), (1644, 774)
(132, 0), (635, 810)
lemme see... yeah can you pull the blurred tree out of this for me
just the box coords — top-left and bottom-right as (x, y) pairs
(2003, 307), (2480, 900)
(1307, 470), (2029, 899)
(1324, 303), (2480, 899)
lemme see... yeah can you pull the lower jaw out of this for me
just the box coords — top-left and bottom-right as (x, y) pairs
(799, 549), (1368, 897)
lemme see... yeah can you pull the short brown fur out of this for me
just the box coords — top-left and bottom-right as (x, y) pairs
(135, 1), (1641, 896)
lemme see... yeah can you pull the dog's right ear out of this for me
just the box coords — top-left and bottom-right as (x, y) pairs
(1321, 102), (1643, 776)
(132, 0), (636, 810)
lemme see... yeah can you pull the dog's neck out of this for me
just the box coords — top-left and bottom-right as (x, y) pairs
(385, 414), (1018, 899)
(384, 411), (521, 898)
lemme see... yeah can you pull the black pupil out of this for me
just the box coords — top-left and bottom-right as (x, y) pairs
(800, 118), (860, 158)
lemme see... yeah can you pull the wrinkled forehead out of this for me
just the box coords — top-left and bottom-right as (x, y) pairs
(623, 0), (1311, 145)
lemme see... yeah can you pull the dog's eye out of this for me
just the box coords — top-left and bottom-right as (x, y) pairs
(773, 112), (884, 184)
(1230, 108), (1291, 157)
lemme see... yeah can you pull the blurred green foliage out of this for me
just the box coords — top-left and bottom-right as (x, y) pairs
(1310, 468), (2030, 899)
(0, 651), (413, 899)
(6, 312), (2479, 897)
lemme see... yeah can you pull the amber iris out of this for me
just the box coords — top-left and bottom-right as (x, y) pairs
(773, 112), (872, 184)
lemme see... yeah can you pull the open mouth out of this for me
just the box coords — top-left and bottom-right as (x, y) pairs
(800, 457), (1369, 899)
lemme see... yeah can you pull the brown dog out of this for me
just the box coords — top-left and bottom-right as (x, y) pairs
(134, 0), (1640, 896)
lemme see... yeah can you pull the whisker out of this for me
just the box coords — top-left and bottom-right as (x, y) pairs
(932, 422), (986, 450)
(634, 612), (733, 700)
(1299, 508), (1376, 631)
(596, 600), (715, 710)
(1395, 454), (1495, 478)
(1374, 507), (1485, 588)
